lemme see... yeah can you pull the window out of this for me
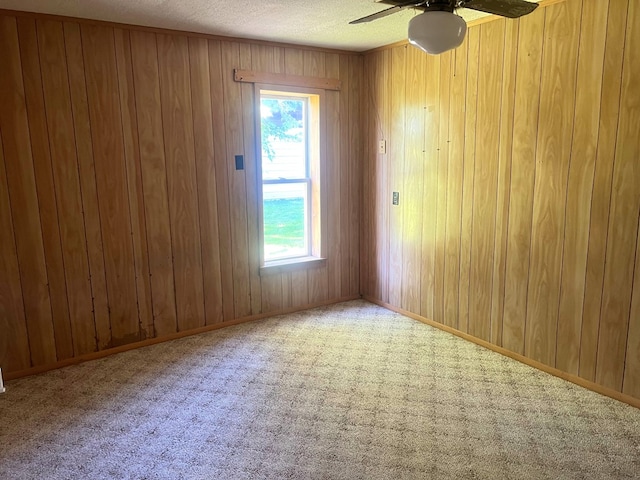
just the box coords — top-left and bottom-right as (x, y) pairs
(256, 85), (325, 274)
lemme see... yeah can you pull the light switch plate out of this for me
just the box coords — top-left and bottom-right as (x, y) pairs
(378, 140), (386, 154)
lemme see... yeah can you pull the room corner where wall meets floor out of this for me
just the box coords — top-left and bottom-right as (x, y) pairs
(0, 0), (639, 407)
(360, 0), (640, 403)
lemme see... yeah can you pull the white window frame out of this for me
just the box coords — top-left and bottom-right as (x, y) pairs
(255, 84), (327, 275)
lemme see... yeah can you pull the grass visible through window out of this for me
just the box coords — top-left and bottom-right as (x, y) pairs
(263, 198), (305, 259)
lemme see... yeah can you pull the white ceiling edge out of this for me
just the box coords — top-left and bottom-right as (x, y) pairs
(0, 0), (543, 52)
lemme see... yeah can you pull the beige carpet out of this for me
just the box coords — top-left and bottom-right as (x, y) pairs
(1, 300), (639, 479)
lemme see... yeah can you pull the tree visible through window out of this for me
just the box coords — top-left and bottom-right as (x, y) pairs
(258, 87), (322, 267)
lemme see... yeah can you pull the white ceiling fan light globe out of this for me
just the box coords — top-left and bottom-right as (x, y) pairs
(408, 11), (467, 55)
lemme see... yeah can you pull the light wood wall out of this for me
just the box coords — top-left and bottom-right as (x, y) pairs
(361, 0), (640, 400)
(0, 12), (362, 375)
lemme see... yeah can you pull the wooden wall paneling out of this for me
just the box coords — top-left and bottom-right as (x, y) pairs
(388, 45), (407, 309)
(348, 55), (362, 297)
(208, 39), (236, 321)
(377, 49), (391, 303)
(129, 30), (178, 336)
(114, 28), (154, 339)
(556, 0), (608, 374)
(490, 18), (517, 347)
(443, 37), (468, 331)
(434, 51), (451, 325)
(36, 19), (96, 355)
(250, 44), (285, 74)
(220, 41), (252, 317)
(238, 42), (262, 315)
(304, 50), (329, 305)
(156, 33), (206, 331)
(338, 54), (351, 298)
(419, 53), (440, 322)
(502, 8), (545, 355)
(458, 27), (480, 334)
(418, 53), (439, 321)
(284, 48), (305, 75)
(63, 21), (111, 350)
(468, 20), (504, 342)
(525, 0), (582, 367)
(625, 219), (640, 398)
(252, 44), (284, 313)
(400, 46), (425, 314)
(16, 18), (73, 360)
(326, 53), (342, 301)
(189, 36), (224, 325)
(580, 0), (627, 382)
(0, 135), (31, 371)
(81, 24), (140, 346)
(0, 16), (57, 366)
(596, 0), (640, 391)
(362, 53), (380, 299)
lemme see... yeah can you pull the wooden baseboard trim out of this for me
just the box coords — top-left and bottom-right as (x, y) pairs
(364, 296), (640, 410)
(5, 295), (360, 382)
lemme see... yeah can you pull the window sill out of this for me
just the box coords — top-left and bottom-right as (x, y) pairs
(259, 256), (326, 276)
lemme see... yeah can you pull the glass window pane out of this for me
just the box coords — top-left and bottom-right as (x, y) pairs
(262, 182), (309, 261)
(260, 97), (306, 180)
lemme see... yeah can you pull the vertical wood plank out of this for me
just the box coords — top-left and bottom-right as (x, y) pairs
(238, 42), (262, 315)
(130, 30), (178, 337)
(502, 8), (545, 355)
(157, 33), (206, 332)
(340, 55), (350, 298)
(525, 0), (582, 367)
(114, 28), (155, 339)
(208, 39), (236, 321)
(327, 53), (342, 301)
(348, 55), (362, 297)
(401, 46), (425, 314)
(491, 19), (517, 347)
(189, 37), (224, 325)
(220, 41), (252, 317)
(469, 20), (504, 343)
(556, 0), (608, 375)
(458, 27), (480, 334)
(16, 18), (74, 360)
(596, 0), (640, 391)
(378, 49), (391, 303)
(434, 50), (451, 325)
(444, 37), (468, 331)
(580, 0), (627, 382)
(81, 24), (139, 346)
(0, 135), (31, 371)
(37, 19), (97, 356)
(0, 16), (57, 366)
(388, 45), (407, 309)
(63, 21), (112, 350)
(420, 52), (439, 321)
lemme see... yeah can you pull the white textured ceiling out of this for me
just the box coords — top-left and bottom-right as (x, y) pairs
(0, 0), (541, 52)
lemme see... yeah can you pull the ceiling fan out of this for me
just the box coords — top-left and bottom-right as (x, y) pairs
(350, 0), (539, 55)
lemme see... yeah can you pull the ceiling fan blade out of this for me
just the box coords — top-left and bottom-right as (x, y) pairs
(349, 5), (414, 24)
(462, 0), (538, 18)
(378, 0), (429, 5)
